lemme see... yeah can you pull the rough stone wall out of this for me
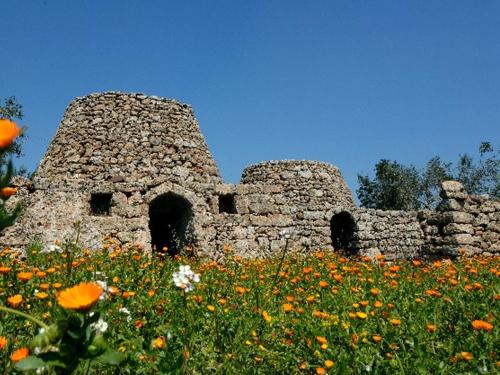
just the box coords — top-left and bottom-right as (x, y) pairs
(351, 209), (425, 260)
(241, 160), (355, 215)
(36, 92), (221, 186)
(418, 181), (500, 257)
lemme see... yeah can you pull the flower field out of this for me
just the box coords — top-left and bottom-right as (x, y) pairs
(0, 240), (498, 374)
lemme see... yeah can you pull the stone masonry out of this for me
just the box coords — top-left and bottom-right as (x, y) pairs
(1, 92), (499, 260)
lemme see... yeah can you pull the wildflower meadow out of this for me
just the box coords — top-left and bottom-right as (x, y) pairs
(0, 239), (498, 374)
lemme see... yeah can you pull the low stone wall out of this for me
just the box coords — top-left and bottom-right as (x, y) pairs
(419, 181), (499, 257)
(352, 209), (424, 260)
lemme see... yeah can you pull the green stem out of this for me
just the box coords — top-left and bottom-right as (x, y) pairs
(0, 305), (49, 330)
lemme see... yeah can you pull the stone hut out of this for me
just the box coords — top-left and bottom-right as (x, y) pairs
(2, 92), (499, 260)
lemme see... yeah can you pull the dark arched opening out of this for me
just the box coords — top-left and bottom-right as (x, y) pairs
(149, 192), (193, 255)
(330, 211), (358, 254)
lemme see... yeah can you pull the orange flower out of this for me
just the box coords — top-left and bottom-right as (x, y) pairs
(370, 288), (380, 296)
(374, 300), (383, 308)
(390, 319), (401, 327)
(324, 360), (334, 369)
(0, 266), (11, 274)
(207, 305), (215, 312)
(39, 283), (50, 291)
(460, 352), (473, 361)
(471, 320), (493, 332)
(36, 292), (48, 300)
(372, 335), (382, 343)
(0, 119), (21, 149)
(17, 272), (33, 281)
(283, 303), (294, 313)
(0, 336), (8, 349)
(152, 337), (166, 349)
(0, 187), (17, 198)
(426, 324), (437, 333)
(356, 311), (367, 320)
(7, 294), (22, 308)
(235, 286), (246, 295)
(318, 280), (329, 288)
(316, 336), (327, 345)
(57, 282), (103, 312)
(262, 311), (272, 322)
(316, 367), (326, 375)
(10, 347), (29, 362)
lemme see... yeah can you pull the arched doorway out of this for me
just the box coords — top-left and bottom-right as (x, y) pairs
(149, 192), (194, 255)
(330, 211), (358, 254)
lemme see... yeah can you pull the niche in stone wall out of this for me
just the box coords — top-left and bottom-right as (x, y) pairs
(218, 193), (237, 214)
(330, 211), (358, 253)
(149, 192), (194, 255)
(90, 193), (112, 216)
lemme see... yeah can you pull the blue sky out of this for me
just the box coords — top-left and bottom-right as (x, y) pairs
(2, 1), (499, 195)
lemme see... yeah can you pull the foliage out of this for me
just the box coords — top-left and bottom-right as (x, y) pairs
(0, 241), (498, 374)
(357, 142), (500, 210)
(357, 160), (421, 210)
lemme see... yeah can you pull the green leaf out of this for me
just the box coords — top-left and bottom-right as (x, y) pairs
(95, 350), (126, 365)
(15, 356), (46, 370)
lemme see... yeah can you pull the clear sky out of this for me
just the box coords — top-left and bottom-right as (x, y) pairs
(2, 1), (499, 195)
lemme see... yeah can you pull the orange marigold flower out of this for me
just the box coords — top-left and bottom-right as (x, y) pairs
(316, 336), (327, 345)
(207, 305), (215, 312)
(36, 292), (48, 300)
(471, 320), (493, 332)
(318, 280), (328, 288)
(0, 187), (17, 198)
(10, 347), (29, 362)
(372, 335), (382, 343)
(235, 286), (246, 295)
(0, 266), (11, 274)
(412, 260), (422, 267)
(53, 282), (62, 289)
(152, 336), (166, 349)
(17, 272), (33, 281)
(0, 336), (8, 349)
(57, 282), (103, 312)
(460, 352), (473, 361)
(374, 300), (383, 308)
(390, 319), (401, 327)
(283, 303), (293, 313)
(356, 311), (368, 320)
(7, 294), (22, 308)
(324, 360), (334, 369)
(303, 267), (313, 275)
(262, 310), (272, 322)
(370, 288), (380, 296)
(425, 289), (442, 298)
(426, 324), (437, 333)
(316, 367), (326, 375)
(0, 119), (21, 149)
